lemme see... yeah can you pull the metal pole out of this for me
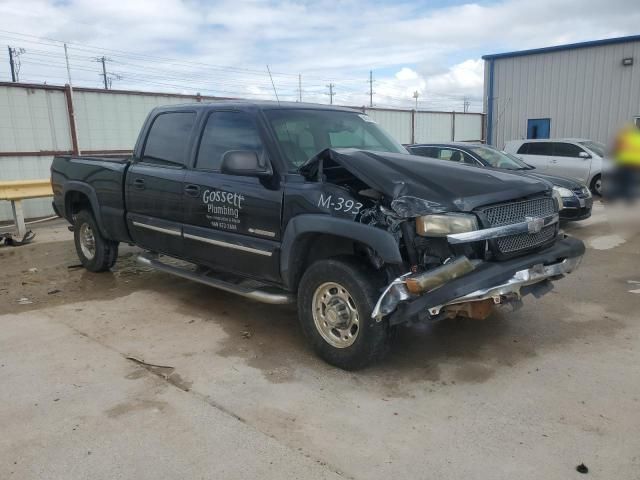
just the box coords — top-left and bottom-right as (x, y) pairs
(8, 46), (16, 82)
(64, 43), (73, 85)
(64, 44), (81, 155)
(327, 83), (334, 105)
(298, 74), (302, 102)
(101, 56), (108, 89)
(369, 70), (373, 107)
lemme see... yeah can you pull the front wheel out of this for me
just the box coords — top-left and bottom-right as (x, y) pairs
(297, 258), (390, 370)
(590, 174), (602, 196)
(74, 209), (119, 272)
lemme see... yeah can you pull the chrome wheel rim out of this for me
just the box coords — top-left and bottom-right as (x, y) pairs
(79, 223), (96, 260)
(312, 282), (359, 348)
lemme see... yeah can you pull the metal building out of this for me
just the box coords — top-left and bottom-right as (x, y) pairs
(483, 34), (640, 148)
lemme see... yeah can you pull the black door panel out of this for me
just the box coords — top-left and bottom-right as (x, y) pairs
(183, 172), (282, 281)
(125, 110), (197, 257)
(126, 164), (185, 255)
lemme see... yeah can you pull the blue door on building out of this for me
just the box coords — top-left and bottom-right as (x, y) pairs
(527, 118), (551, 139)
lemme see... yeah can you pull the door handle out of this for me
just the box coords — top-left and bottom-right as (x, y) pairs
(133, 178), (145, 189)
(184, 184), (201, 197)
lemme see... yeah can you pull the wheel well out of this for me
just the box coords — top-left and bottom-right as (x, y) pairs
(287, 233), (374, 291)
(65, 191), (92, 221)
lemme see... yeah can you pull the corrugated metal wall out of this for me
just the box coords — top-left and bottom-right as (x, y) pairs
(74, 91), (187, 151)
(365, 108), (413, 144)
(0, 83), (484, 222)
(486, 38), (640, 148)
(0, 86), (72, 220)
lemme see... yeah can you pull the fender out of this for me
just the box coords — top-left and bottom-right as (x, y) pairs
(280, 214), (403, 289)
(63, 181), (108, 237)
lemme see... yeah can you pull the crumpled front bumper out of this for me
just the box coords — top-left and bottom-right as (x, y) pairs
(372, 235), (585, 324)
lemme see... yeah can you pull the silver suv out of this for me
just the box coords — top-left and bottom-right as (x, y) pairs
(504, 138), (605, 195)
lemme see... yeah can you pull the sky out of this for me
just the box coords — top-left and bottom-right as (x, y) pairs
(0, 0), (639, 112)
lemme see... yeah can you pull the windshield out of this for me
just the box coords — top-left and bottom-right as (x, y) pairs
(264, 109), (407, 170)
(466, 145), (531, 170)
(578, 140), (605, 157)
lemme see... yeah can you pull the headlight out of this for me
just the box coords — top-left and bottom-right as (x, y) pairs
(553, 186), (574, 198)
(551, 188), (565, 210)
(415, 214), (478, 237)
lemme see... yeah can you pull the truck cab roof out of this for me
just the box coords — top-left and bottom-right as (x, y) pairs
(152, 100), (361, 114)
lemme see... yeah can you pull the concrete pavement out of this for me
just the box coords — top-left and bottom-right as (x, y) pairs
(1, 203), (639, 479)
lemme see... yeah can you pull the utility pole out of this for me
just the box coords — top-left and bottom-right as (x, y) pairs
(7, 46), (15, 82)
(7, 46), (25, 82)
(369, 70), (374, 107)
(64, 43), (81, 155)
(298, 74), (302, 102)
(326, 83), (335, 105)
(463, 97), (470, 113)
(413, 91), (420, 110)
(96, 56), (109, 89)
(64, 43), (73, 85)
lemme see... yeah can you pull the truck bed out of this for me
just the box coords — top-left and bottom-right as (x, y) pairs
(51, 154), (132, 243)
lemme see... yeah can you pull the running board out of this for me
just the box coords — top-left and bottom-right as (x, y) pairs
(136, 254), (295, 305)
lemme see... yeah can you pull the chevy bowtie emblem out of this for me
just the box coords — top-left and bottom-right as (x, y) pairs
(526, 216), (544, 234)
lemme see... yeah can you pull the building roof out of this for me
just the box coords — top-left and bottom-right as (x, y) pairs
(482, 34), (640, 61)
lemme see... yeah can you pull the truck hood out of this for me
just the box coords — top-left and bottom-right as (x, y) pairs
(300, 149), (551, 212)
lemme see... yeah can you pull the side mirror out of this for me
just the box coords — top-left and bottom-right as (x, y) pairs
(221, 150), (271, 177)
(578, 151), (591, 159)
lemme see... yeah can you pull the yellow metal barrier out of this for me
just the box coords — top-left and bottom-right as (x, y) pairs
(0, 179), (53, 240)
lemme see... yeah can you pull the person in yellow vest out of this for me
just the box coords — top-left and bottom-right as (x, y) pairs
(614, 123), (640, 166)
(609, 124), (640, 201)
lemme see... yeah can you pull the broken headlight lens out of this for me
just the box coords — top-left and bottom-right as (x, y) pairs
(415, 214), (478, 237)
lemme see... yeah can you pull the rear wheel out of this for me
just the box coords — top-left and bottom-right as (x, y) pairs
(74, 209), (118, 272)
(297, 258), (390, 370)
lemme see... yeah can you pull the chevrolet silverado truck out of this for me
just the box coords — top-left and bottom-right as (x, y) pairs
(51, 101), (585, 370)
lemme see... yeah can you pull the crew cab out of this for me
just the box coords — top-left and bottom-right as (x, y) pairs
(51, 102), (585, 370)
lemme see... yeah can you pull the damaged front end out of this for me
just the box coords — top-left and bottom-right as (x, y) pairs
(300, 148), (586, 325)
(369, 192), (584, 324)
(372, 251), (582, 323)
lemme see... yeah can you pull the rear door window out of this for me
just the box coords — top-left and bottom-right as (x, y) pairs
(410, 146), (439, 158)
(526, 142), (553, 156)
(142, 112), (196, 166)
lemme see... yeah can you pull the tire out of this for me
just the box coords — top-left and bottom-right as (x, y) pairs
(73, 209), (119, 272)
(297, 257), (390, 370)
(590, 174), (602, 196)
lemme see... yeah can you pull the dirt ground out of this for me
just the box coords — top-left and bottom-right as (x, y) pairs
(1, 203), (639, 479)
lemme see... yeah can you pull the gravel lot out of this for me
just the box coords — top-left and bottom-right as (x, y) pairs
(1, 202), (639, 479)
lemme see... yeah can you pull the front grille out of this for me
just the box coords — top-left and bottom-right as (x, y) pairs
(496, 225), (556, 253)
(481, 197), (557, 256)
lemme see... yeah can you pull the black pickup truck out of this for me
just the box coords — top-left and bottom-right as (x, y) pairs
(51, 101), (585, 369)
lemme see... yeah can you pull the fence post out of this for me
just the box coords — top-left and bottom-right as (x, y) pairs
(451, 110), (456, 141)
(411, 109), (416, 144)
(64, 84), (80, 155)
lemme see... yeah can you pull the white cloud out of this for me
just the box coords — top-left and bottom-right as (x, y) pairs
(0, 0), (638, 111)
